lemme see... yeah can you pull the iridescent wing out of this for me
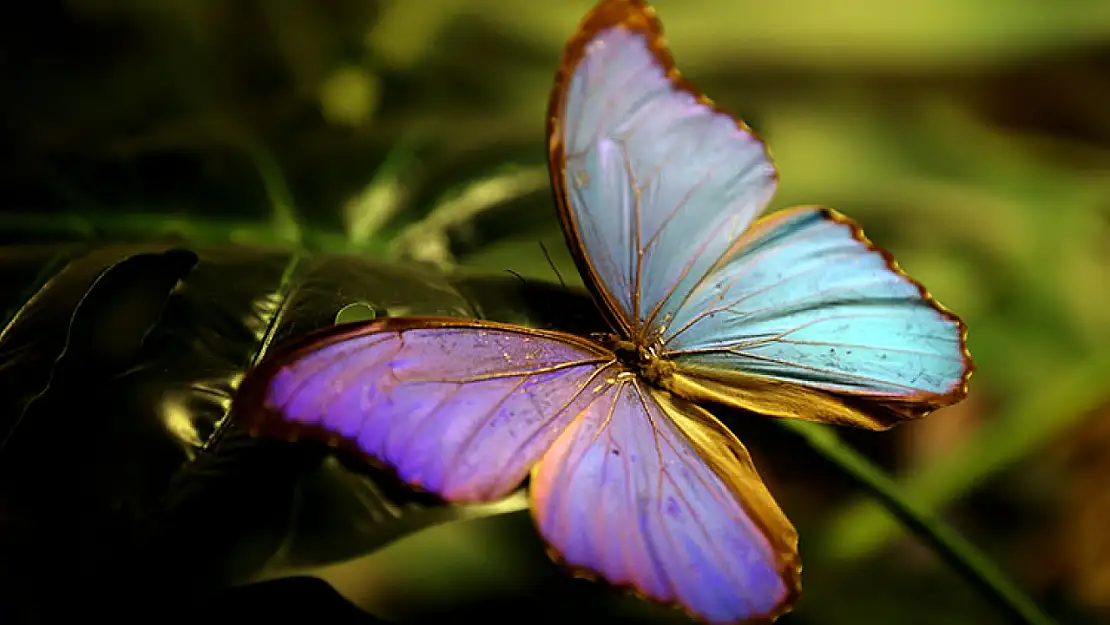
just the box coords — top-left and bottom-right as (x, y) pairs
(233, 318), (615, 502)
(235, 317), (801, 620)
(548, 0), (776, 340)
(531, 376), (800, 625)
(660, 207), (972, 430)
(549, 0), (971, 429)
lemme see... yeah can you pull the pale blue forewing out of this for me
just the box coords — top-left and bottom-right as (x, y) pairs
(550, 1), (776, 340)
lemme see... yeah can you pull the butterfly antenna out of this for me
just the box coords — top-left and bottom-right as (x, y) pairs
(539, 241), (567, 288)
(504, 269), (527, 285)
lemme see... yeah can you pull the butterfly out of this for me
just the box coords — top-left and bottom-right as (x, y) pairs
(231, 0), (973, 623)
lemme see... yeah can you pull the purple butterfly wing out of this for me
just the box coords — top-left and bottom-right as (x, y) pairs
(234, 318), (614, 502)
(530, 378), (800, 625)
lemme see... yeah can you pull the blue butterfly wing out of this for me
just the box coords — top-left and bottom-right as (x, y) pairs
(551, 1), (971, 428)
(549, 0), (776, 340)
(659, 206), (972, 429)
(530, 377), (799, 625)
(233, 318), (615, 502)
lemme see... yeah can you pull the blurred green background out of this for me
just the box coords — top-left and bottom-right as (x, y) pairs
(2, 0), (1109, 623)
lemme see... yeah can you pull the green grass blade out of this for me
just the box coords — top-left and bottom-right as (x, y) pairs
(825, 351), (1110, 561)
(780, 419), (1059, 625)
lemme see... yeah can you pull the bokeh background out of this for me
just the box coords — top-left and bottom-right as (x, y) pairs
(2, 0), (1109, 624)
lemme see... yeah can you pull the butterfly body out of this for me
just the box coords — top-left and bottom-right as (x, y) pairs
(595, 333), (674, 386)
(233, 1), (972, 623)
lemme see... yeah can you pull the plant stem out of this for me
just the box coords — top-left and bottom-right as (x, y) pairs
(827, 351), (1110, 559)
(780, 419), (1059, 625)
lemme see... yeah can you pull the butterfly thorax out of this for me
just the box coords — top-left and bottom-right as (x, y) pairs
(596, 333), (675, 386)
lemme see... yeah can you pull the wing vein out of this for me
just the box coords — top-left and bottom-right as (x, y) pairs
(503, 363), (611, 468)
(422, 357), (613, 384)
(710, 350), (928, 392)
(662, 255), (876, 348)
(394, 380), (465, 465)
(628, 144), (645, 337)
(440, 374), (533, 480)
